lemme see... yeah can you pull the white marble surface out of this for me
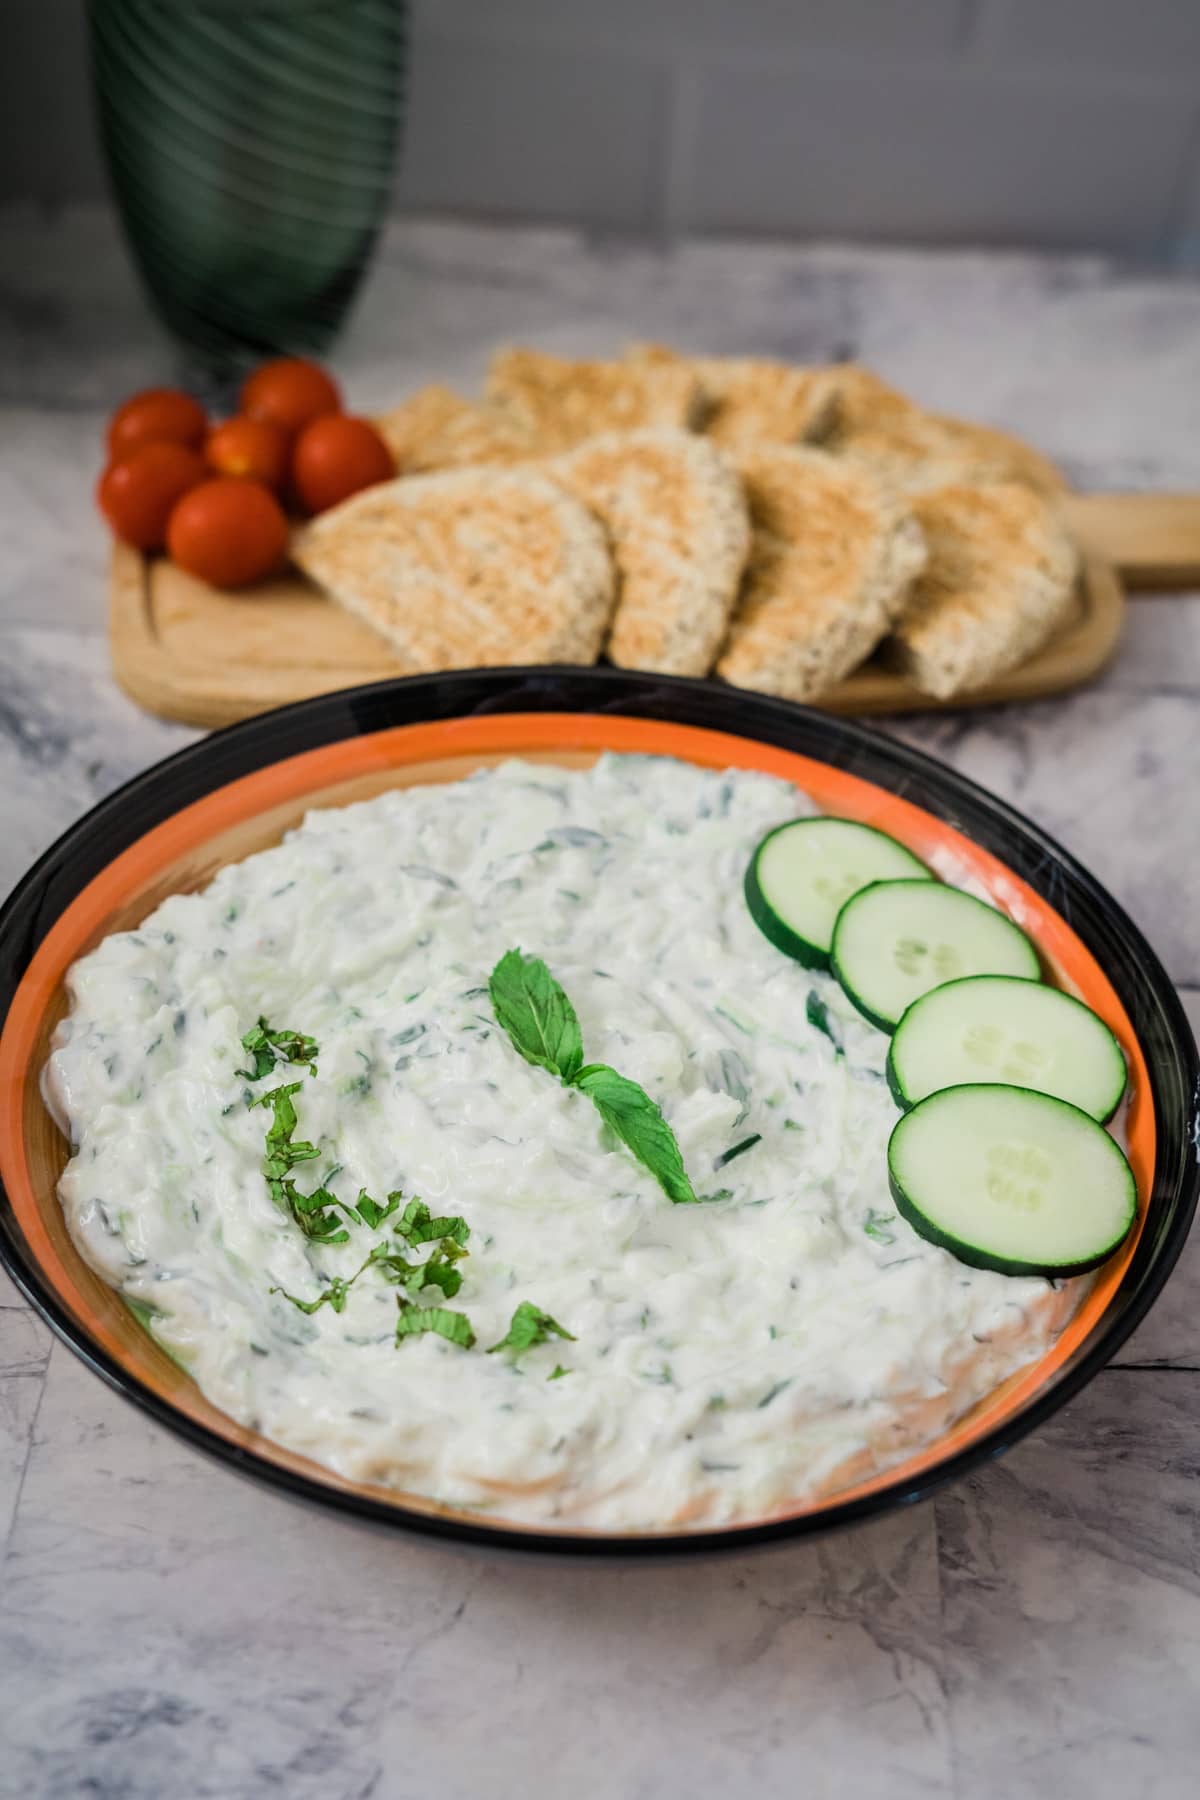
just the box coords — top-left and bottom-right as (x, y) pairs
(0, 207), (1198, 1799)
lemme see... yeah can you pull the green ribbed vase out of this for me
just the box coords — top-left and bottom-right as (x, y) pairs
(89, 0), (405, 371)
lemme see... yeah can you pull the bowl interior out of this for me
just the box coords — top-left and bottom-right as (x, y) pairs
(0, 707), (1167, 1545)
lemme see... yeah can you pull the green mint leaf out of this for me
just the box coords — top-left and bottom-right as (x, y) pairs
(575, 1063), (697, 1204)
(715, 1133), (762, 1169)
(353, 1189), (403, 1230)
(548, 1364), (570, 1381)
(290, 1184), (340, 1216)
(488, 948), (584, 1084)
(270, 1275), (351, 1315)
(365, 1247), (415, 1286)
(270, 1240), (386, 1315)
(354, 1193), (386, 1229)
(417, 1250), (465, 1298)
(805, 990), (842, 1056)
(489, 1301), (576, 1357)
(269, 1175), (350, 1246)
(270, 1283), (328, 1315)
(395, 1304), (475, 1349)
(366, 1240), (466, 1299)
(394, 1198), (470, 1247)
(419, 1214), (470, 1247)
(251, 1079), (302, 1121)
(295, 1211), (350, 1247)
(275, 1229), (473, 1321)
(239, 1017), (319, 1080)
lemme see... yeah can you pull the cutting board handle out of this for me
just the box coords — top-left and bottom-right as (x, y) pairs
(1060, 492), (1200, 590)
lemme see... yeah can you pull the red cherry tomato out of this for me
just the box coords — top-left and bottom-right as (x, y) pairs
(96, 442), (207, 551)
(292, 415), (394, 514)
(166, 478), (289, 588)
(205, 415), (290, 491)
(240, 358), (341, 438)
(106, 388), (208, 461)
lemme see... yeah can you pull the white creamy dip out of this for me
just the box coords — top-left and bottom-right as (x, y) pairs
(46, 754), (1080, 1529)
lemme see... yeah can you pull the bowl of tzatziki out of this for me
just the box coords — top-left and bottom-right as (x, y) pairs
(0, 669), (1195, 1553)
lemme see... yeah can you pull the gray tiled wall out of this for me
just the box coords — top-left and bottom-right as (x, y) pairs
(6, 0), (1200, 259)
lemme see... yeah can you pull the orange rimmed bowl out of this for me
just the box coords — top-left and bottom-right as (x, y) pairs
(1, 668), (1196, 1554)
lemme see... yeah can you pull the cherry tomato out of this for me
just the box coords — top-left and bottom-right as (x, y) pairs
(205, 415), (290, 491)
(106, 387), (208, 461)
(96, 442), (207, 551)
(292, 415), (394, 514)
(167, 478), (289, 588)
(240, 358), (341, 438)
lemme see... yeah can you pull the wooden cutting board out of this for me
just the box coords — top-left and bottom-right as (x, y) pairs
(109, 492), (1200, 731)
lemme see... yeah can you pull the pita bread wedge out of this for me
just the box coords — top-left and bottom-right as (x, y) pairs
(835, 409), (1065, 500)
(486, 348), (704, 453)
(626, 344), (839, 449)
(927, 413), (1065, 496)
(819, 365), (1065, 498)
(820, 363), (919, 435)
(292, 469), (615, 673)
(548, 429), (750, 676)
(716, 446), (927, 702)
(375, 384), (532, 473)
(887, 482), (1079, 699)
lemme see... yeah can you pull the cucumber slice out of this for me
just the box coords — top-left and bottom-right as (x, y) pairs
(887, 1084), (1136, 1276)
(887, 975), (1126, 1122)
(745, 818), (931, 969)
(831, 880), (1040, 1031)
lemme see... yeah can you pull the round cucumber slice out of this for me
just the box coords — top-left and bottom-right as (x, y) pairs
(831, 879), (1040, 1031)
(744, 817), (931, 969)
(887, 975), (1126, 1122)
(887, 1084), (1137, 1276)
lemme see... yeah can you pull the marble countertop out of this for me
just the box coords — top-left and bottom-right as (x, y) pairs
(1, 207), (1198, 1800)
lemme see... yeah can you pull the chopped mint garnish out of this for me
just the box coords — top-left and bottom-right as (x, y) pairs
(353, 1189), (403, 1230)
(395, 1304), (475, 1349)
(395, 1198), (470, 1247)
(238, 1017), (320, 1081)
(489, 1301), (576, 1358)
(273, 1232), (471, 1317)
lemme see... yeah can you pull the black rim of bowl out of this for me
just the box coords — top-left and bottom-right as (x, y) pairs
(1, 667), (1196, 1556)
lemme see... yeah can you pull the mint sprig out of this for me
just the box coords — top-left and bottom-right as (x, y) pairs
(488, 949), (701, 1205)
